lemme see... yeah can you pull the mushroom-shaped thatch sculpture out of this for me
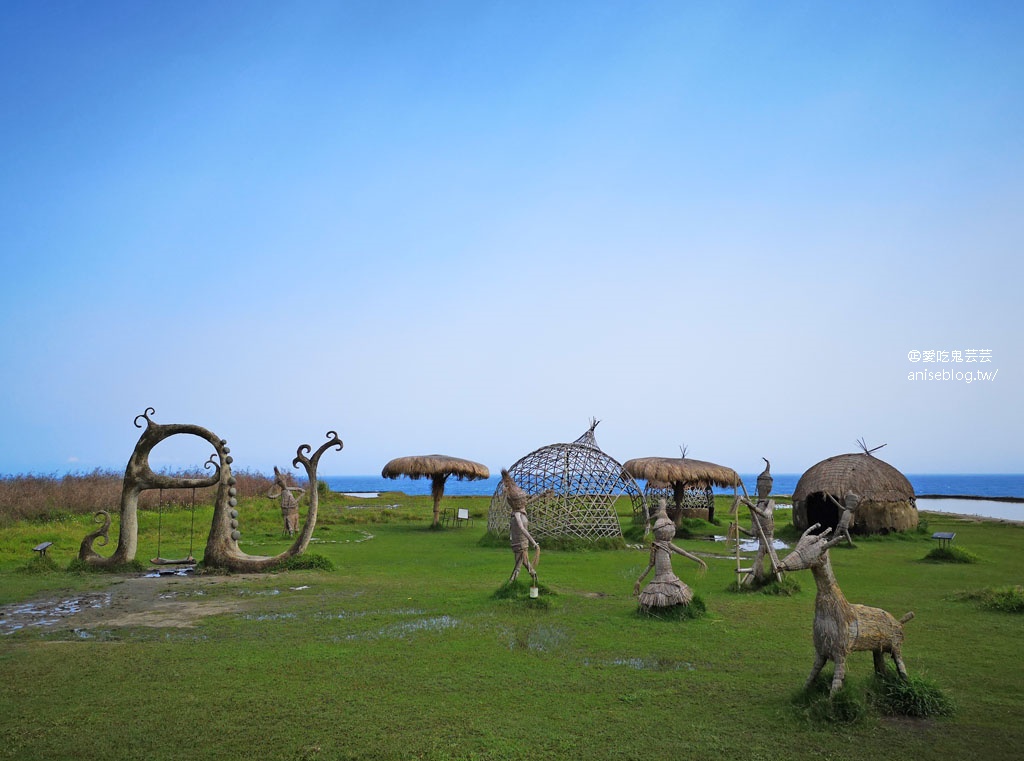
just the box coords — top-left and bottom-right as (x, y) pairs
(623, 453), (741, 524)
(381, 455), (490, 527)
(792, 450), (917, 535)
(644, 479), (715, 520)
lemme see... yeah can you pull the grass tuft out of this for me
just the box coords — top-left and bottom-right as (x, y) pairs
(953, 584), (1024, 613)
(792, 675), (869, 725)
(491, 577), (555, 609)
(275, 552), (335, 572)
(15, 554), (60, 574)
(65, 557), (146, 574)
(726, 575), (801, 596)
(869, 668), (956, 717)
(636, 594), (706, 621)
(923, 545), (980, 563)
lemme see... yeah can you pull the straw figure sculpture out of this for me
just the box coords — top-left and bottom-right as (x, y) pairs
(777, 523), (915, 695)
(502, 469), (540, 585)
(825, 492), (859, 547)
(486, 419), (643, 542)
(634, 499), (708, 611)
(381, 454), (490, 528)
(731, 458), (781, 585)
(268, 465), (305, 537)
(623, 448), (741, 526)
(792, 443), (917, 535)
(79, 408), (342, 572)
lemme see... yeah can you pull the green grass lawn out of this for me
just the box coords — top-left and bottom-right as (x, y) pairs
(1, 493), (1022, 760)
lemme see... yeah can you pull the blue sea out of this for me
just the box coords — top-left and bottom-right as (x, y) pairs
(323, 473), (1024, 520)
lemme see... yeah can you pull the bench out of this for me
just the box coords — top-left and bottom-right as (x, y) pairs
(32, 541), (53, 557)
(931, 532), (956, 548)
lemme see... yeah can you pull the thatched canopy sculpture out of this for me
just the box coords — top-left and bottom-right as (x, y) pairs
(623, 452), (741, 524)
(486, 420), (643, 542)
(382, 454), (489, 527)
(644, 479), (714, 520)
(792, 448), (917, 535)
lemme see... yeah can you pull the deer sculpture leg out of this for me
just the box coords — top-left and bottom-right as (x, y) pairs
(883, 622), (912, 678)
(892, 650), (909, 679)
(805, 653), (828, 690)
(830, 656), (848, 695)
(872, 651), (886, 676)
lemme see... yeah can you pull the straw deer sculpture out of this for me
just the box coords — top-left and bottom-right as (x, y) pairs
(777, 523), (914, 695)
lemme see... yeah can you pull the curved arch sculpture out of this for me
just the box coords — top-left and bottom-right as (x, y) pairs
(79, 408), (343, 572)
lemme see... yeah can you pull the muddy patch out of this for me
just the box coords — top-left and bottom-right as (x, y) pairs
(0, 574), (276, 634)
(0, 591), (112, 635)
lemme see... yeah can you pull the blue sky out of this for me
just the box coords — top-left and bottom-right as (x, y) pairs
(1, 1), (1021, 478)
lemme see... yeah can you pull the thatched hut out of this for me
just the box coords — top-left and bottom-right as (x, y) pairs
(486, 420), (643, 542)
(792, 452), (918, 534)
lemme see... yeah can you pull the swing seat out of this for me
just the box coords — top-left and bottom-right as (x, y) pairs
(150, 556), (196, 566)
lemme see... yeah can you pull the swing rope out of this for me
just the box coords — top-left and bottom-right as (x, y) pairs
(187, 487), (196, 559)
(155, 488), (164, 558)
(151, 487), (197, 566)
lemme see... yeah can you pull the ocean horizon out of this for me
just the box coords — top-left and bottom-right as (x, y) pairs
(323, 473), (1024, 522)
(323, 473), (1024, 499)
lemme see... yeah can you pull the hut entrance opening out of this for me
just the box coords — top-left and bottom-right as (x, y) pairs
(803, 492), (840, 533)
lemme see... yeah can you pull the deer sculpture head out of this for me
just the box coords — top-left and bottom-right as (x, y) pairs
(777, 523), (846, 573)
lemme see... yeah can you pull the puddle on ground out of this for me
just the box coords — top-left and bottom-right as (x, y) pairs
(144, 567), (194, 578)
(158, 589), (206, 599)
(1, 592), (112, 635)
(245, 531), (375, 549)
(316, 607), (424, 622)
(346, 615), (459, 641)
(505, 624), (569, 653)
(236, 588), (281, 597)
(599, 657), (696, 671)
(711, 536), (789, 552)
(310, 530), (375, 544)
(242, 612), (297, 622)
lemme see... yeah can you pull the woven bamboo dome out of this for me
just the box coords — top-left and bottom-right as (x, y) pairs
(792, 451), (917, 534)
(486, 420), (643, 541)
